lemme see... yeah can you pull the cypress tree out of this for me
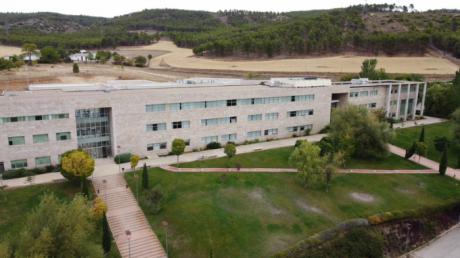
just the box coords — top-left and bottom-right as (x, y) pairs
(102, 212), (112, 254)
(405, 142), (416, 159)
(439, 145), (448, 176)
(419, 126), (425, 142)
(142, 163), (149, 189)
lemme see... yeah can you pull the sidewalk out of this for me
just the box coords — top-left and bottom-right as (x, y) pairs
(393, 116), (446, 129)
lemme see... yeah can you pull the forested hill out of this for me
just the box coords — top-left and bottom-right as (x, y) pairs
(0, 4), (459, 57)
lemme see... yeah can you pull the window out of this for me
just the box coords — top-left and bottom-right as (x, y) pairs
(146, 123), (166, 132)
(360, 91), (369, 97)
(247, 131), (262, 139)
(264, 128), (278, 136)
(248, 114), (263, 121)
(226, 99), (237, 106)
(265, 112), (279, 120)
(51, 113), (69, 119)
(349, 92), (359, 97)
(288, 111), (297, 117)
(184, 139), (191, 146)
(288, 110), (314, 117)
(370, 90), (378, 96)
(147, 142), (167, 151)
(368, 103), (377, 108)
(8, 136), (25, 146)
(201, 117), (235, 126)
(172, 121), (190, 129)
(221, 133), (237, 142)
(202, 136), (219, 144)
(33, 134), (49, 143)
(35, 156), (51, 166)
(146, 104), (166, 112)
(291, 96), (296, 102)
(287, 124), (313, 133)
(56, 132), (71, 141)
(230, 116), (237, 123)
(11, 159), (27, 169)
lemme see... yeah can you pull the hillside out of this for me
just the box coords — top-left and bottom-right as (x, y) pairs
(0, 4), (459, 57)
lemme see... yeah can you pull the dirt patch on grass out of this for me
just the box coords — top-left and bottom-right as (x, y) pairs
(295, 200), (324, 214)
(350, 192), (376, 203)
(248, 188), (284, 215)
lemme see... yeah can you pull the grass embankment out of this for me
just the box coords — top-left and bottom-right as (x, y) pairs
(126, 168), (460, 258)
(177, 146), (425, 170)
(0, 182), (120, 258)
(392, 121), (459, 168)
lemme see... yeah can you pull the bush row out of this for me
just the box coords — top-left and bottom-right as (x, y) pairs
(2, 165), (60, 180)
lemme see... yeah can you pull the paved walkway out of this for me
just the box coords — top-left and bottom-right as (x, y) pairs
(389, 144), (460, 179)
(408, 225), (460, 258)
(93, 175), (167, 258)
(393, 116), (446, 129)
(161, 165), (436, 174)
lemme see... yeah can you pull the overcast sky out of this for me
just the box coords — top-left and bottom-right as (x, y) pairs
(2, 0), (459, 17)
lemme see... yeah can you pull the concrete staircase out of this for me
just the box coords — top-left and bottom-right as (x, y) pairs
(93, 175), (167, 258)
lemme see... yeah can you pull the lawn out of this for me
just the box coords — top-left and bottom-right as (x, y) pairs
(392, 121), (459, 168)
(126, 169), (460, 258)
(0, 182), (120, 258)
(177, 146), (425, 170)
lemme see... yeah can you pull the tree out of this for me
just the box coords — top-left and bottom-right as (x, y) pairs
(134, 55), (147, 67)
(92, 197), (107, 220)
(130, 155), (140, 171)
(147, 54), (153, 66)
(73, 63), (80, 73)
(102, 212), (112, 255)
(434, 136), (450, 152)
(452, 108), (460, 145)
(61, 150), (95, 196)
(171, 138), (186, 164)
(39, 46), (60, 63)
(11, 193), (102, 258)
(21, 43), (38, 65)
(289, 141), (327, 188)
(224, 143), (236, 159)
(359, 59), (389, 80)
(418, 126), (425, 142)
(405, 141), (417, 159)
(142, 163), (149, 190)
(329, 105), (393, 159)
(439, 145), (448, 176)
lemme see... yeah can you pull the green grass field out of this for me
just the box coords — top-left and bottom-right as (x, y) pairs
(126, 169), (460, 258)
(392, 121), (459, 168)
(178, 146), (425, 170)
(0, 182), (120, 258)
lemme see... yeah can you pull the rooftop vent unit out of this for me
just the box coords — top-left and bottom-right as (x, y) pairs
(351, 78), (370, 85)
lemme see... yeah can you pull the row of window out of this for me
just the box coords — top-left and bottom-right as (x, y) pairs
(288, 109), (314, 117)
(0, 113), (69, 124)
(349, 90), (378, 98)
(147, 139), (191, 151)
(359, 103), (377, 109)
(247, 112), (280, 121)
(8, 132), (71, 146)
(145, 94), (315, 112)
(201, 116), (237, 126)
(10, 156), (52, 169)
(390, 87), (417, 94)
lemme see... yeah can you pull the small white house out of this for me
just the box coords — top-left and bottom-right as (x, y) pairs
(69, 50), (94, 63)
(22, 54), (40, 62)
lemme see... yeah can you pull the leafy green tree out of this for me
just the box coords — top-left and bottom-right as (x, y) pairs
(147, 54), (153, 66)
(61, 150), (95, 196)
(289, 141), (326, 188)
(224, 143), (236, 159)
(21, 43), (38, 65)
(0, 58), (17, 70)
(172, 138), (186, 164)
(102, 212), (111, 255)
(329, 105), (393, 159)
(142, 163), (149, 189)
(439, 145), (448, 175)
(73, 63), (79, 73)
(434, 136), (450, 152)
(12, 193), (102, 258)
(39, 46), (60, 63)
(134, 55), (147, 67)
(359, 59), (389, 80)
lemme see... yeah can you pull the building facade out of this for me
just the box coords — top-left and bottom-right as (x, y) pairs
(0, 77), (426, 171)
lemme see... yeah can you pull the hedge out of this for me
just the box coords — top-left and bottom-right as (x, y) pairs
(1, 165), (60, 180)
(114, 153), (132, 164)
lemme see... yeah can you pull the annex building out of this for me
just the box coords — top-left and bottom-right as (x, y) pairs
(0, 77), (426, 171)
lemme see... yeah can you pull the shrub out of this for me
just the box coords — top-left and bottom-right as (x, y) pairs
(319, 125), (330, 134)
(143, 187), (164, 214)
(206, 142), (221, 150)
(114, 153), (132, 164)
(72, 63), (79, 73)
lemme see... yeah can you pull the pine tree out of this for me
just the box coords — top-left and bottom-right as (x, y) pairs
(439, 145), (448, 176)
(102, 212), (111, 255)
(419, 126), (425, 142)
(142, 163), (149, 190)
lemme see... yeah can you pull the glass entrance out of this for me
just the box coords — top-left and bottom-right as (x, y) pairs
(75, 108), (113, 159)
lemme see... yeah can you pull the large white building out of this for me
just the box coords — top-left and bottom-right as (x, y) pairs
(0, 77), (426, 171)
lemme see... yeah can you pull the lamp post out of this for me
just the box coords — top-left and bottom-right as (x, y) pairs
(125, 230), (131, 258)
(162, 221), (168, 256)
